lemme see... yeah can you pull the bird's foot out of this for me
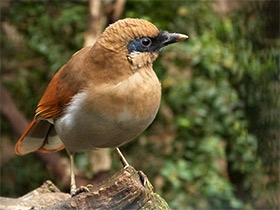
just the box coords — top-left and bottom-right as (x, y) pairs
(71, 184), (93, 197)
(70, 183), (77, 196)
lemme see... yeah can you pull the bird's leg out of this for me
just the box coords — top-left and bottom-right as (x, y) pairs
(115, 147), (129, 168)
(68, 152), (91, 196)
(69, 153), (77, 196)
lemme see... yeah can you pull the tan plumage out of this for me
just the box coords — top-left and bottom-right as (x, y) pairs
(14, 18), (188, 194)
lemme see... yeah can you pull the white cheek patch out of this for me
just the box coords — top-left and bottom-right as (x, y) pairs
(130, 51), (140, 56)
(128, 52), (154, 71)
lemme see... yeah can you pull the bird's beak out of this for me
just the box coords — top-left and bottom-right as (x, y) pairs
(162, 32), (188, 46)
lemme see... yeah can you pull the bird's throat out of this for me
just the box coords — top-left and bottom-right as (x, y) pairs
(127, 52), (158, 72)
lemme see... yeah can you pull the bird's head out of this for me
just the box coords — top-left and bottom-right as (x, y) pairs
(95, 18), (188, 69)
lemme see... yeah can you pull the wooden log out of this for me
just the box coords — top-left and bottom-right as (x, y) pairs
(0, 180), (70, 210)
(0, 166), (170, 210)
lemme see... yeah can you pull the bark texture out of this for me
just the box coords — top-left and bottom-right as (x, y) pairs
(0, 166), (170, 210)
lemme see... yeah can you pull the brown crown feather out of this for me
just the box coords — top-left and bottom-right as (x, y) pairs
(97, 18), (160, 52)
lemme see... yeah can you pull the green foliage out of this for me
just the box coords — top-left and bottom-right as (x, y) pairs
(1, 1), (87, 118)
(9, 1), (86, 68)
(1, 1), (278, 209)
(124, 1), (278, 209)
(1, 154), (51, 197)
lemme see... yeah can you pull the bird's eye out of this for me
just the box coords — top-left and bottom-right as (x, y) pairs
(141, 37), (152, 47)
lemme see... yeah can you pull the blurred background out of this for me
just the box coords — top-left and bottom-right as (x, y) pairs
(1, 0), (279, 209)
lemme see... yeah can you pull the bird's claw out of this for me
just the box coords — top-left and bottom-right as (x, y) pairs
(71, 184), (93, 197)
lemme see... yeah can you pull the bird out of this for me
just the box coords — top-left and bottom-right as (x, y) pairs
(14, 18), (188, 195)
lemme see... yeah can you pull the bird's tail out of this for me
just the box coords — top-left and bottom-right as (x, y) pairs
(15, 120), (64, 155)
